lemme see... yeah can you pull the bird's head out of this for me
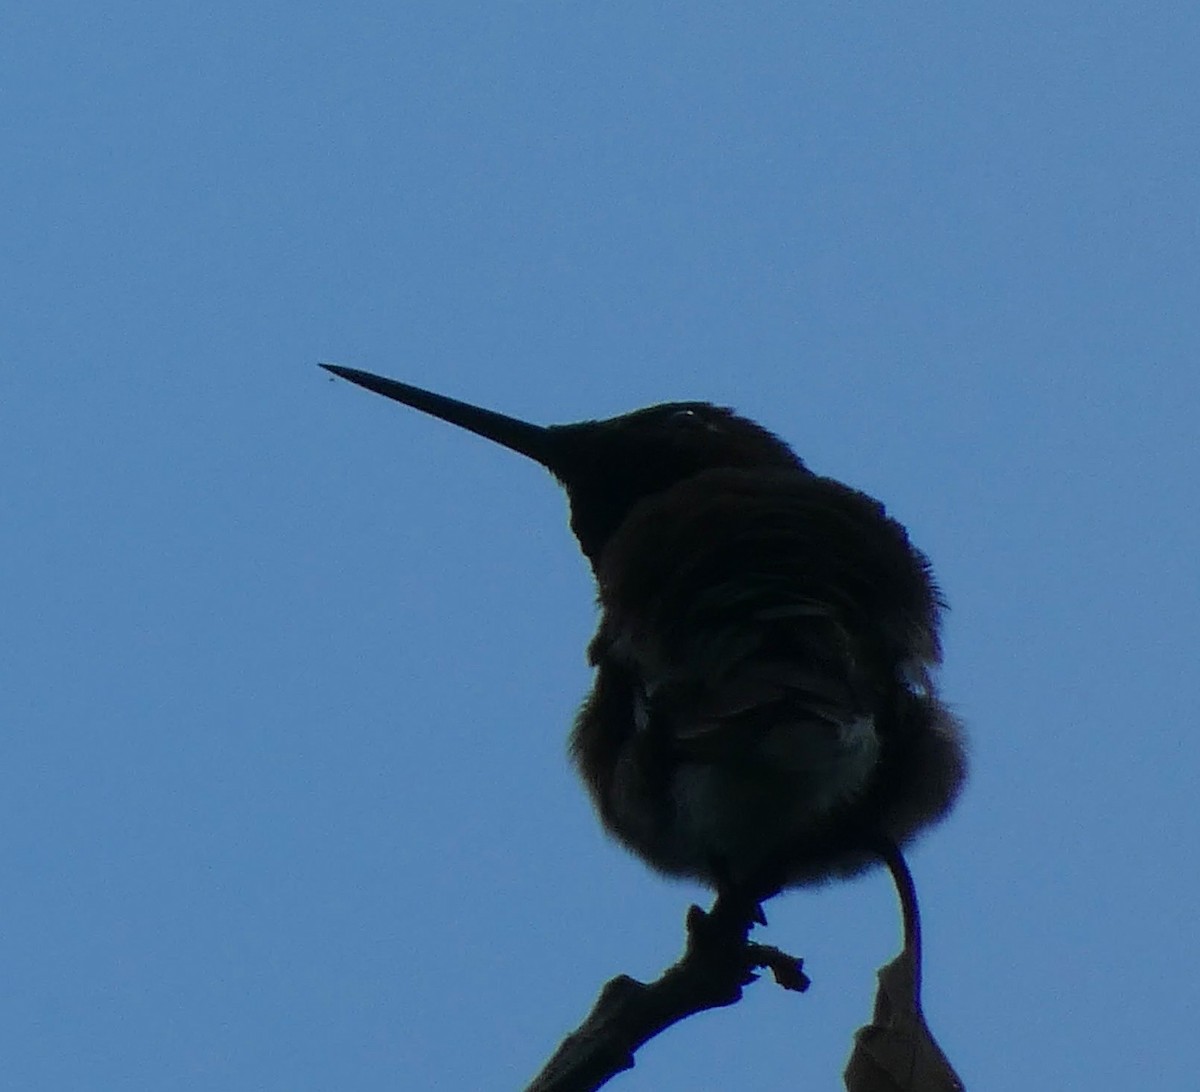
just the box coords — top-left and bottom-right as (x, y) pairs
(321, 366), (805, 566)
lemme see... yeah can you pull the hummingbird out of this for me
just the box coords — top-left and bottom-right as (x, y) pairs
(321, 364), (966, 913)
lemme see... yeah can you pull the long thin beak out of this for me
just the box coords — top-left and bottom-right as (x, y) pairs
(320, 364), (563, 471)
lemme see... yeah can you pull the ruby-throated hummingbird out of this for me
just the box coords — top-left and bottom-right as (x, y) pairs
(321, 364), (965, 909)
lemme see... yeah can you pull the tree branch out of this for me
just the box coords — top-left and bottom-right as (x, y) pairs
(524, 894), (809, 1092)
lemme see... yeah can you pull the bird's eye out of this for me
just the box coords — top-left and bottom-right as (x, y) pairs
(669, 408), (701, 425)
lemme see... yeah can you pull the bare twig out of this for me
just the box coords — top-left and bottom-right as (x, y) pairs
(524, 893), (808, 1092)
(876, 837), (923, 1005)
(843, 839), (964, 1091)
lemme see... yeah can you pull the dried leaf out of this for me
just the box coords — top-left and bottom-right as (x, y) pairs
(843, 947), (963, 1092)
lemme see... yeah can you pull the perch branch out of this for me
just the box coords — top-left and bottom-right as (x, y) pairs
(524, 892), (808, 1092)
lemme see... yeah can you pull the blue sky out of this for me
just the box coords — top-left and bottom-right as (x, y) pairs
(3, 4), (1198, 1089)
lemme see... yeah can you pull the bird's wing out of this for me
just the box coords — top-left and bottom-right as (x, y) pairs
(639, 596), (877, 771)
(595, 469), (942, 771)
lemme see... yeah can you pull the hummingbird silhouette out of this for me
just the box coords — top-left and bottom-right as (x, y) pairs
(321, 364), (966, 914)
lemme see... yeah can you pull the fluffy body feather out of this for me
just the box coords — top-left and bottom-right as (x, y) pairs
(571, 466), (965, 897)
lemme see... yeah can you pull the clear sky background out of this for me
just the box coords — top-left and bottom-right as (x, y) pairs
(3, 4), (1198, 1090)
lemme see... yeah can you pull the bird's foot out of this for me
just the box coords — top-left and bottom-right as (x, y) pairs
(684, 892), (809, 994)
